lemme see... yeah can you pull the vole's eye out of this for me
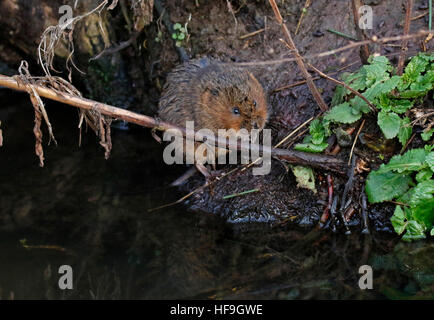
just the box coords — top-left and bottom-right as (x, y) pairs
(253, 100), (257, 108)
(232, 107), (240, 115)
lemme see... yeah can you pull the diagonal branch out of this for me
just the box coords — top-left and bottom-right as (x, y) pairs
(307, 63), (377, 112)
(268, 0), (329, 111)
(0, 74), (347, 174)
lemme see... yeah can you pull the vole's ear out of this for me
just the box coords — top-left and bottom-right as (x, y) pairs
(206, 87), (219, 96)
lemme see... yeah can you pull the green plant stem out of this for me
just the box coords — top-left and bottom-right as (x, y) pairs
(326, 29), (358, 41)
(430, 0), (432, 30)
(223, 189), (260, 200)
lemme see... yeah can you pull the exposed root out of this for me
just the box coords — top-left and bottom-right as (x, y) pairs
(37, 0), (118, 81)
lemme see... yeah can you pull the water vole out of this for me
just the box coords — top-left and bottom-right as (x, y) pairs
(158, 58), (268, 182)
(158, 58), (268, 132)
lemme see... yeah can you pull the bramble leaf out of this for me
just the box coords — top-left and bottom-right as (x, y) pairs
(365, 171), (412, 203)
(323, 102), (362, 124)
(377, 111), (401, 139)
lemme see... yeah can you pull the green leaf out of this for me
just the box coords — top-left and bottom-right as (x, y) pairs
(402, 220), (426, 241)
(351, 76), (401, 113)
(173, 23), (182, 30)
(331, 85), (345, 107)
(344, 69), (367, 92)
(291, 165), (316, 193)
(391, 205), (406, 235)
(377, 111), (401, 139)
(426, 152), (434, 172)
(409, 179), (434, 208)
(364, 56), (392, 86)
(397, 117), (412, 147)
(421, 129), (434, 141)
(365, 171), (412, 203)
(415, 169), (433, 182)
(412, 198), (434, 229)
(399, 55), (430, 91)
(177, 33), (185, 40)
(378, 148), (427, 173)
(323, 102), (362, 124)
(172, 33), (178, 39)
(309, 119), (325, 145)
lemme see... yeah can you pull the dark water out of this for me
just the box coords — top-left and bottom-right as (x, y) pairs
(0, 91), (433, 300)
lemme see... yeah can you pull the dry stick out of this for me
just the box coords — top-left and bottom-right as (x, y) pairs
(234, 31), (433, 67)
(0, 74), (347, 175)
(268, 0), (328, 112)
(411, 11), (429, 20)
(307, 63), (377, 112)
(397, 0), (414, 75)
(239, 28), (265, 40)
(351, 0), (370, 64)
(273, 60), (360, 93)
(348, 119), (366, 165)
(295, 0), (312, 35)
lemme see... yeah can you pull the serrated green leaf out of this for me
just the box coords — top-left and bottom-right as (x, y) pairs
(421, 129), (434, 141)
(426, 152), (434, 172)
(377, 111), (401, 139)
(364, 57), (391, 86)
(416, 169), (433, 182)
(399, 55), (430, 91)
(309, 119), (325, 145)
(343, 69), (367, 92)
(402, 220), (426, 241)
(391, 205), (406, 235)
(351, 76), (401, 113)
(378, 148), (427, 173)
(412, 198), (434, 229)
(409, 180), (434, 208)
(331, 85), (345, 107)
(323, 103), (362, 124)
(365, 171), (412, 203)
(397, 117), (412, 147)
(173, 23), (182, 30)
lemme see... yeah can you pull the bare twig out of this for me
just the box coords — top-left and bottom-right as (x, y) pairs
(273, 60), (360, 93)
(295, 0), (312, 35)
(233, 31), (433, 67)
(351, 0), (370, 63)
(397, 0), (414, 75)
(307, 63), (377, 112)
(239, 28), (266, 40)
(268, 0), (328, 111)
(348, 119), (365, 165)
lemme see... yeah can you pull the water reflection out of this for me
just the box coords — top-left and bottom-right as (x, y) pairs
(0, 93), (433, 299)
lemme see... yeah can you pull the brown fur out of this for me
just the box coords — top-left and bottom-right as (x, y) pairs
(158, 58), (268, 133)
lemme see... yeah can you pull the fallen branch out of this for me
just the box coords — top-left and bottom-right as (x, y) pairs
(268, 0), (328, 111)
(0, 74), (348, 174)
